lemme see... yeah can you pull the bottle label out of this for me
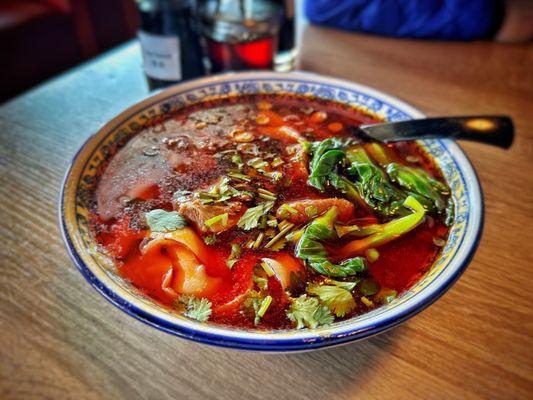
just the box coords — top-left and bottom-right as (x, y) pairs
(139, 31), (181, 81)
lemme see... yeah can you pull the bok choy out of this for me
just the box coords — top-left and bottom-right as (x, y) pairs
(386, 163), (454, 225)
(295, 207), (368, 277)
(345, 146), (405, 217)
(337, 195), (426, 258)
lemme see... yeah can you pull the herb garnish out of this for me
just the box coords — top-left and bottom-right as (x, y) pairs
(286, 295), (334, 329)
(145, 209), (187, 232)
(307, 283), (356, 317)
(241, 290), (272, 325)
(226, 243), (241, 269)
(176, 295), (212, 322)
(237, 201), (275, 230)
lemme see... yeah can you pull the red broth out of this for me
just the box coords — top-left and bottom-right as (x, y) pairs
(90, 94), (451, 330)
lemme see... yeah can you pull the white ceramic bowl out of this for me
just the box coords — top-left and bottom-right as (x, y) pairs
(59, 71), (483, 351)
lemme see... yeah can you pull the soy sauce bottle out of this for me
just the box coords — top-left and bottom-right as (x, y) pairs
(137, 0), (205, 90)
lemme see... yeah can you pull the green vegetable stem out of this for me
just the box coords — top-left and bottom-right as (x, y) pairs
(337, 195), (426, 258)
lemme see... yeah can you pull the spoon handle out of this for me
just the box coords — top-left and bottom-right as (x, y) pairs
(360, 116), (514, 149)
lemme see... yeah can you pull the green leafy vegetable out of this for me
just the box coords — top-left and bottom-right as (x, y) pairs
(338, 195), (426, 257)
(247, 157), (269, 170)
(285, 227), (305, 243)
(253, 274), (269, 291)
(295, 207), (368, 277)
(307, 283), (356, 317)
(323, 174), (366, 209)
(228, 172), (250, 182)
(364, 142), (394, 165)
(237, 201), (275, 230)
(305, 139), (452, 226)
(271, 157), (284, 167)
(176, 295), (212, 322)
(145, 209), (187, 232)
(307, 138), (350, 191)
(335, 224), (383, 238)
(345, 146), (405, 216)
(386, 162), (454, 225)
(257, 188), (277, 201)
(305, 205), (318, 218)
(309, 258), (368, 278)
(308, 149), (345, 191)
(286, 295), (334, 329)
(277, 203), (299, 219)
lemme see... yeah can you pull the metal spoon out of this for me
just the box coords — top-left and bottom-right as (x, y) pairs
(353, 116), (514, 149)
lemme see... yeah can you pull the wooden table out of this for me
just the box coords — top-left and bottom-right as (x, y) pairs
(1, 26), (532, 399)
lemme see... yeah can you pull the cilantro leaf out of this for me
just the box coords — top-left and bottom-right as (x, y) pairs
(286, 295), (334, 329)
(237, 201), (275, 231)
(177, 295), (212, 322)
(307, 283), (356, 317)
(198, 177), (249, 204)
(146, 209), (187, 232)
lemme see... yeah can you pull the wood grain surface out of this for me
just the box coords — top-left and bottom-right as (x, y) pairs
(1, 27), (532, 399)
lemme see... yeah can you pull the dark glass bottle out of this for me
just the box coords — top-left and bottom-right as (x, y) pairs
(274, 0), (294, 51)
(272, 0), (296, 71)
(137, 0), (205, 90)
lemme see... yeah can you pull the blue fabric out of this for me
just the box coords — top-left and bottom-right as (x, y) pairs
(305, 0), (497, 40)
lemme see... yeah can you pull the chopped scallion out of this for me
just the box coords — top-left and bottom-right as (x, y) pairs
(267, 216), (278, 227)
(257, 295), (273, 318)
(258, 192), (277, 201)
(258, 188), (276, 197)
(265, 222), (294, 249)
(205, 213), (229, 228)
(260, 259), (276, 277)
(228, 172), (250, 182)
(253, 232), (265, 249)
